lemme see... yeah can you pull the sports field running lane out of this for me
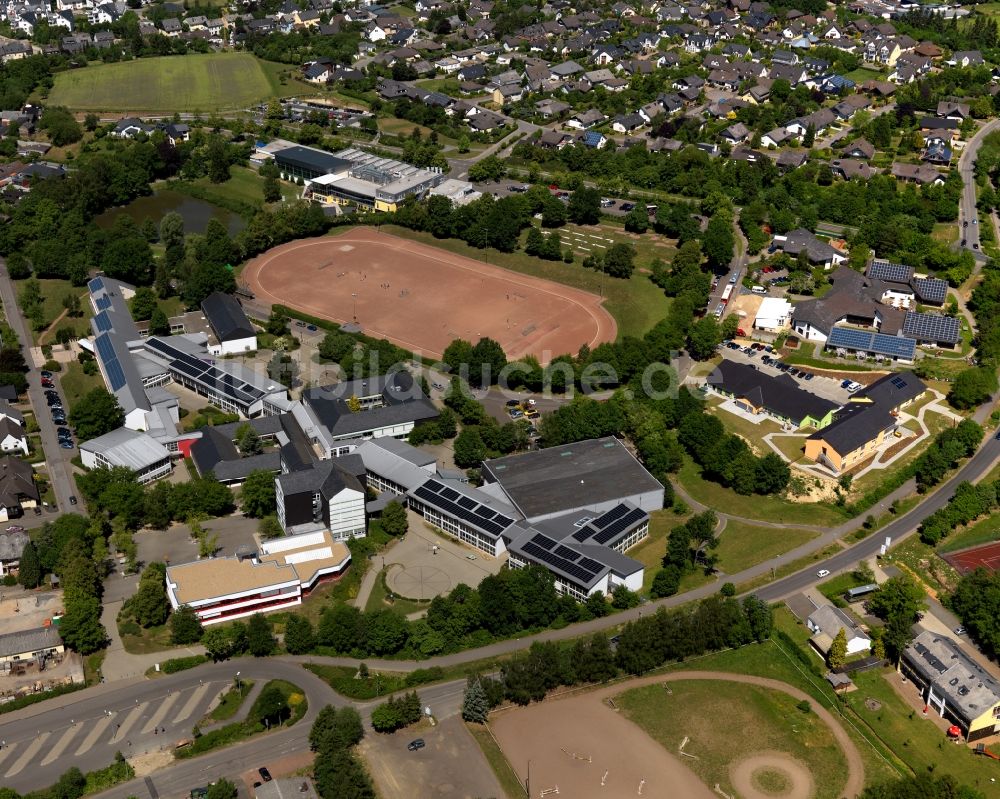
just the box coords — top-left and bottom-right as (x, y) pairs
(241, 229), (617, 363)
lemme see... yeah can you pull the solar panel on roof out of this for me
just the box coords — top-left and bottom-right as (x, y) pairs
(105, 359), (127, 392)
(88, 277), (105, 292)
(173, 361), (207, 381)
(913, 277), (948, 304)
(868, 260), (913, 283)
(440, 486), (460, 502)
(95, 334), (116, 362)
(828, 327), (916, 360)
(590, 503), (630, 530)
(95, 295), (112, 311)
(94, 312), (113, 333)
(578, 557), (605, 574)
(571, 527), (592, 542)
(533, 534), (557, 551)
(903, 312), (960, 344)
(592, 507), (646, 545)
(555, 544), (580, 560)
(474, 506), (495, 520)
(457, 496), (476, 510)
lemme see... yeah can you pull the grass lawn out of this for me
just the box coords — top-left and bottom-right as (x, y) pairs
(414, 77), (464, 95)
(817, 572), (874, 605)
(845, 668), (1000, 789)
(208, 682), (253, 722)
(932, 223), (960, 245)
(736, 542), (844, 593)
(886, 535), (961, 596)
(174, 166), (300, 212)
(707, 400), (782, 452)
(846, 67), (885, 82)
(379, 225), (670, 341)
(378, 117), (436, 138)
(715, 520), (817, 575)
(16, 278), (90, 344)
(771, 434), (807, 462)
(467, 723), (524, 799)
(783, 350), (877, 372)
(939, 511), (1000, 553)
(47, 54), (294, 113)
(617, 680), (850, 799)
(119, 621), (174, 655)
(60, 361), (107, 408)
(677, 457), (848, 527)
(364, 568), (432, 615)
(627, 508), (714, 595)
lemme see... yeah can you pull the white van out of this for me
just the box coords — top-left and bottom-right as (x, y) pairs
(751, 285), (767, 295)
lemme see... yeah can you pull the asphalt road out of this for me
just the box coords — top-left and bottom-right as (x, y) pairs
(0, 262), (82, 515)
(757, 431), (1000, 601)
(957, 118), (1000, 261)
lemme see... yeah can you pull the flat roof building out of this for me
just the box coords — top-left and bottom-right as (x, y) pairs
(80, 428), (172, 484)
(480, 437), (664, 522)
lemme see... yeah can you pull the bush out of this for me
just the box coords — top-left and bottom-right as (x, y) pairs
(161, 654), (209, 674)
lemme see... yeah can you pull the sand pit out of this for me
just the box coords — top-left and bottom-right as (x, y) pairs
(241, 228), (616, 364)
(731, 752), (815, 799)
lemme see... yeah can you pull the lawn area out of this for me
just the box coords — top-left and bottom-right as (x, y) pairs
(845, 668), (1000, 789)
(970, 1), (1000, 15)
(771, 434), (807, 463)
(932, 222), (959, 245)
(677, 457), (848, 527)
(379, 225), (671, 341)
(939, 511), (1000, 553)
(61, 361), (107, 408)
(817, 572), (876, 605)
(617, 680), (850, 799)
(47, 54), (296, 113)
(886, 535), (961, 596)
(707, 399), (782, 452)
(378, 117), (437, 138)
(364, 568), (432, 616)
(207, 681), (253, 723)
(119, 620), (174, 655)
(846, 67), (885, 82)
(736, 542), (844, 593)
(466, 723), (523, 799)
(173, 166), (300, 213)
(715, 520), (817, 575)
(627, 508), (714, 595)
(783, 348), (878, 372)
(16, 278), (90, 345)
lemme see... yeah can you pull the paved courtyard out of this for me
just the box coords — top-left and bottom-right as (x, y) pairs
(383, 511), (504, 601)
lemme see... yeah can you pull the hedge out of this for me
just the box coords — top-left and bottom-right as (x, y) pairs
(161, 654), (209, 674)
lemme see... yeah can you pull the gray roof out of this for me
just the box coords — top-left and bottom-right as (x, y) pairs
(277, 459), (363, 498)
(355, 440), (435, 492)
(88, 277), (149, 416)
(0, 529), (28, 560)
(905, 629), (1000, 726)
(708, 360), (838, 424)
(778, 228), (844, 264)
(0, 626), (62, 658)
(302, 373), (438, 438)
(482, 437), (662, 520)
(81, 428), (170, 471)
(807, 604), (870, 644)
(853, 371), (926, 409)
(201, 292), (255, 342)
(0, 456), (38, 508)
(213, 452), (282, 482)
(363, 436), (435, 467)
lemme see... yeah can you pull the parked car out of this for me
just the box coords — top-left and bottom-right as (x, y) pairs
(40, 370), (52, 378)
(804, 373), (814, 381)
(258, 768), (272, 783)
(59, 440), (74, 449)
(620, 202), (635, 212)
(57, 427), (72, 438)
(509, 409), (524, 419)
(816, 569), (830, 578)
(69, 496), (77, 506)
(954, 626), (967, 636)
(505, 399), (521, 408)
(407, 739), (426, 752)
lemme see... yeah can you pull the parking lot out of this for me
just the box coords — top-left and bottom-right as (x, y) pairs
(717, 346), (855, 405)
(359, 716), (504, 799)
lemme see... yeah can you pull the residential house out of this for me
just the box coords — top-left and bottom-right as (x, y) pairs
(0, 456), (38, 519)
(706, 360), (838, 429)
(772, 228), (847, 269)
(807, 605), (872, 656)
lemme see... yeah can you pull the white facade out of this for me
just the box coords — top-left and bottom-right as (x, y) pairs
(0, 431), (28, 455)
(208, 335), (258, 357)
(326, 486), (366, 540)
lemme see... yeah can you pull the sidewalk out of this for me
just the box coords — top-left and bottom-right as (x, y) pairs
(100, 599), (207, 682)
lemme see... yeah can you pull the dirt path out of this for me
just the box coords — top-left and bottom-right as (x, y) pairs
(731, 752), (814, 799)
(491, 671), (865, 799)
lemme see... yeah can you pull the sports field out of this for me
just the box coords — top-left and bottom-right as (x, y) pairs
(48, 54), (282, 112)
(489, 672), (862, 799)
(242, 228), (617, 363)
(942, 540), (1000, 574)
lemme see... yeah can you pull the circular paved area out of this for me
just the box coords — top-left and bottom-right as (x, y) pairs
(387, 563), (453, 600)
(731, 752), (815, 799)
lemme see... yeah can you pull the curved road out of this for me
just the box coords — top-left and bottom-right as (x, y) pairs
(958, 118), (1000, 260)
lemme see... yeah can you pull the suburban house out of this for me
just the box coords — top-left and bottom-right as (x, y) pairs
(706, 360), (838, 429)
(807, 604), (872, 656)
(771, 229), (847, 269)
(804, 371), (926, 474)
(902, 630), (1000, 742)
(0, 456), (38, 519)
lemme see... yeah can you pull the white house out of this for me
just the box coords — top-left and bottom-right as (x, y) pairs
(807, 605), (871, 656)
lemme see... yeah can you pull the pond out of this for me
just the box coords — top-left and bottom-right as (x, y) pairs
(96, 190), (246, 237)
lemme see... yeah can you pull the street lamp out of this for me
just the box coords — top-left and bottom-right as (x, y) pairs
(235, 671), (242, 697)
(352, 293), (358, 322)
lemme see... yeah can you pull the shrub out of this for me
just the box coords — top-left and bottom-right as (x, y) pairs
(161, 654), (209, 674)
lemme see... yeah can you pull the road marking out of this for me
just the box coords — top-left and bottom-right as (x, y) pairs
(142, 691), (181, 734)
(173, 682), (214, 725)
(112, 702), (147, 744)
(4, 732), (49, 777)
(41, 723), (82, 766)
(0, 742), (18, 771)
(75, 714), (113, 755)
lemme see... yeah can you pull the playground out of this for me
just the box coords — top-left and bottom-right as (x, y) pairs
(241, 228), (616, 363)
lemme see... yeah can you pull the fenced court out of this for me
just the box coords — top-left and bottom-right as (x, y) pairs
(241, 228), (616, 363)
(942, 541), (1000, 575)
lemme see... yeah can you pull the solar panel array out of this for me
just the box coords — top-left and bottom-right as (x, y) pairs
(868, 259), (913, 284)
(913, 277), (948, 305)
(411, 479), (516, 538)
(94, 295), (112, 311)
(145, 337), (268, 408)
(827, 326), (916, 360)
(95, 333), (128, 392)
(88, 277), (105, 293)
(903, 312), (960, 344)
(521, 533), (603, 585)
(571, 503), (646, 545)
(93, 311), (113, 333)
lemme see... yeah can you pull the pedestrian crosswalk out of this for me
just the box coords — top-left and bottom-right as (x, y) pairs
(3, 680), (224, 781)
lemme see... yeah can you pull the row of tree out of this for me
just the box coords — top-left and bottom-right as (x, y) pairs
(913, 419), (983, 493)
(370, 691), (423, 733)
(309, 704), (374, 799)
(918, 479), (999, 546)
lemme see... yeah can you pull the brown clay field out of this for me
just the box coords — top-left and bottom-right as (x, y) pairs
(489, 672), (863, 799)
(241, 228), (617, 363)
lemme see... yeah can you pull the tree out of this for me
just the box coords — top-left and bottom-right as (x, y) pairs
(602, 242), (636, 278)
(265, 307), (289, 337)
(524, 226), (544, 256)
(259, 514), (283, 539)
(567, 187), (602, 225)
(650, 565), (680, 598)
(205, 779), (237, 799)
(183, 261), (236, 307)
(381, 500), (408, 536)
(470, 337), (507, 386)
(867, 575), (924, 660)
(240, 469), (276, 518)
(129, 287), (159, 321)
(828, 627), (848, 670)
(70, 388), (125, 441)
(453, 427), (487, 468)
(687, 316), (721, 360)
(17, 539), (41, 588)
(461, 678), (489, 723)
(84, 113), (99, 132)
(131, 566), (169, 627)
(254, 683), (290, 726)
(703, 213), (735, 270)
(40, 107), (82, 146)
(149, 306), (171, 336)
(235, 423), (263, 456)
(948, 367), (997, 410)
(268, 352), (298, 385)
(170, 605), (203, 644)
(247, 612), (276, 656)
(467, 155), (505, 182)
(284, 614), (316, 654)
(624, 204), (649, 233)
(206, 135), (231, 184)
(314, 749), (376, 799)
